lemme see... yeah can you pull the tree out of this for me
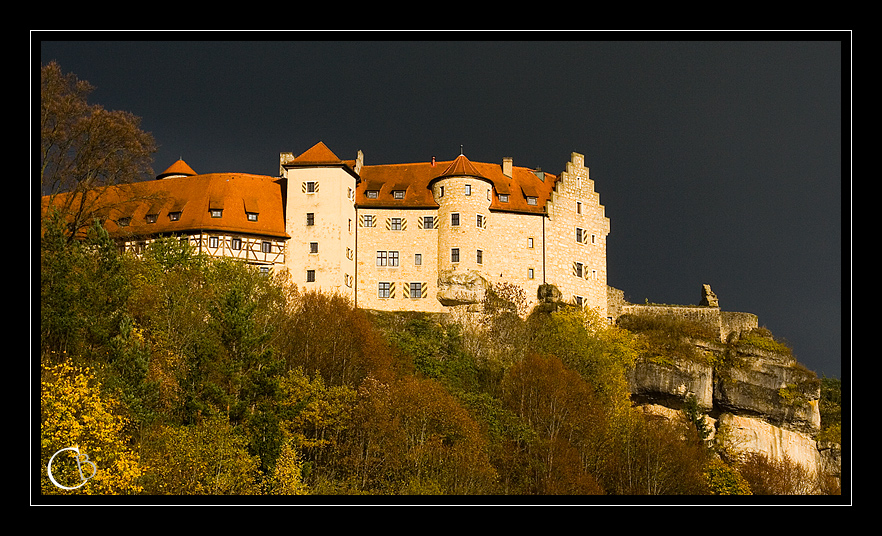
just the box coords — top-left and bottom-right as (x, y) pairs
(139, 415), (263, 495)
(40, 361), (144, 495)
(40, 61), (157, 240)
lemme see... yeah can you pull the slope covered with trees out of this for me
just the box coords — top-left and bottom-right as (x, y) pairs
(39, 221), (840, 498)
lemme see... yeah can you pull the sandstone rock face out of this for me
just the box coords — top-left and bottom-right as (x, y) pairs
(437, 269), (490, 306)
(629, 356), (714, 411)
(714, 348), (821, 434)
(629, 337), (828, 487)
(716, 413), (821, 477)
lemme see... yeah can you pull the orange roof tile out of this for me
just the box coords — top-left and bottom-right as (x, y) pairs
(355, 154), (557, 214)
(291, 142), (343, 165)
(157, 159), (198, 179)
(43, 170), (289, 240)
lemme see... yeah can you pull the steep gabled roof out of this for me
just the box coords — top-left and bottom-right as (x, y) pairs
(291, 142), (343, 165)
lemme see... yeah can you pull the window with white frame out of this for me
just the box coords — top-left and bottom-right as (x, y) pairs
(310, 242), (318, 254)
(378, 282), (391, 298)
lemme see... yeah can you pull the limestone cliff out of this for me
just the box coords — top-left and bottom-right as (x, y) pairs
(613, 285), (840, 492)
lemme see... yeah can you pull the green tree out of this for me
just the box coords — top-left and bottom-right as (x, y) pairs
(530, 307), (637, 417)
(139, 415), (263, 495)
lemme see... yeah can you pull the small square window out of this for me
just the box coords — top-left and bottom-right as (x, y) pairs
(377, 251), (387, 266)
(306, 270), (316, 282)
(451, 213), (460, 226)
(262, 241), (272, 254)
(526, 197), (537, 206)
(209, 236), (219, 248)
(423, 216), (434, 230)
(117, 217), (131, 227)
(389, 251), (399, 266)
(306, 213), (315, 226)
(499, 194), (509, 203)
(146, 214), (157, 224)
(310, 242), (318, 254)
(366, 190), (379, 199)
(364, 214), (374, 227)
(393, 190), (405, 199)
(247, 212), (258, 222)
(306, 182), (317, 193)
(390, 218), (402, 231)
(169, 211), (181, 221)
(378, 282), (391, 298)
(210, 209), (223, 218)
(232, 237), (242, 250)
(451, 248), (460, 263)
(410, 282), (423, 299)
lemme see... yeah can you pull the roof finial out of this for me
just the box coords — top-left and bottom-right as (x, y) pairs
(460, 144), (463, 156)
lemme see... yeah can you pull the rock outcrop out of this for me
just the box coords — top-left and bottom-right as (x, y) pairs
(617, 285), (837, 492)
(436, 269), (490, 306)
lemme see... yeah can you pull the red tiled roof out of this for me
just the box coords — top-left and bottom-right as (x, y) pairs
(157, 159), (198, 179)
(43, 166), (289, 240)
(290, 141), (344, 165)
(355, 153), (557, 214)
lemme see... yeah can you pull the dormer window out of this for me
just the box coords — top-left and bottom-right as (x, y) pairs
(526, 196), (537, 206)
(146, 214), (158, 224)
(246, 212), (258, 222)
(117, 217), (131, 227)
(210, 209), (223, 218)
(366, 190), (379, 199)
(393, 190), (405, 200)
(498, 194), (509, 203)
(169, 211), (181, 221)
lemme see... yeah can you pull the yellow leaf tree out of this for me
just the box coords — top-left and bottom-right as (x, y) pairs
(40, 360), (144, 495)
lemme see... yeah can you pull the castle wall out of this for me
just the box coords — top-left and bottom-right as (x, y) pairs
(355, 206), (441, 312)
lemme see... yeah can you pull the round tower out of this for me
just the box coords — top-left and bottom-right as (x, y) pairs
(432, 154), (494, 303)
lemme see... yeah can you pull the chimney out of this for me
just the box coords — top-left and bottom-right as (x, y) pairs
(502, 157), (513, 177)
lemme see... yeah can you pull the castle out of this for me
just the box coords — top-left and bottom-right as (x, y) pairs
(42, 142), (611, 318)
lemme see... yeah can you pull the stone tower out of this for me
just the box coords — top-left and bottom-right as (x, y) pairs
(280, 142), (359, 303)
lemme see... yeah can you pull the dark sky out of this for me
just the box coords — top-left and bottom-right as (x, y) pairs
(36, 36), (847, 379)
